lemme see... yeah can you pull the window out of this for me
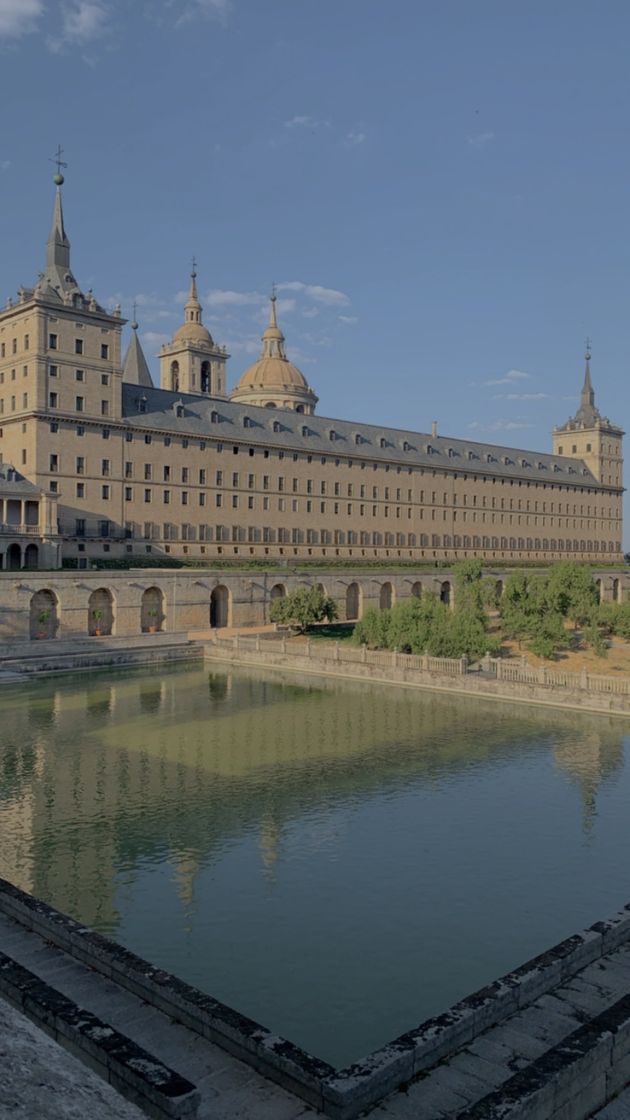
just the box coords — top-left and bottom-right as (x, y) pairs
(50, 421), (59, 433)
(163, 465), (171, 481)
(100, 484), (109, 500)
(77, 424), (84, 437)
(164, 435), (171, 447)
(182, 467), (189, 483)
(144, 489), (151, 502)
(182, 438), (189, 449)
(101, 400), (109, 416)
(76, 456), (85, 474)
(101, 344), (109, 360)
(75, 338), (84, 355)
(49, 453), (58, 472)
(125, 461), (133, 478)
(199, 493), (206, 507)
(22, 393), (27, 408)
(216, 470), (223, 485)
(24, 334), (29, 351)
(125, 487), (132, 501)
(182, 491), (189, 506)
(76, 519), (85, 536)
(144, 464), (152, 480)
(99, 520), (110, 537)
(144, 434), (151, 444)
(49, 365), (58, 378)
(76, 369), (84, 381)
(49, 334), (58, 350)
(216, 493), (222, 507)
(125, 431), (133, 443)
(199, 469), (206, 485)
(102, 459), (110, 476)
(232, 495), (238, 508)
(74, 396), (84, 412)
(101, 374), (109, 386)
(49, 391), (58, 408)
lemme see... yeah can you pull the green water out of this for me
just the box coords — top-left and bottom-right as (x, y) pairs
(0, 663), (629, 1068)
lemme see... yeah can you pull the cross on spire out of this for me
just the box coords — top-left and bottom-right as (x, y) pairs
(191, 255), (197, 276)
(585, 336), (592, 359)
(49, 144), (67, 185)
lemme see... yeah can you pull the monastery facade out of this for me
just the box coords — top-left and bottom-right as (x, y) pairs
(0, 176), (624, 570)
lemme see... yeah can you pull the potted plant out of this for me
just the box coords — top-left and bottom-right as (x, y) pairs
(91, 608), (103, 637)
(147, 607), (159, 634)
(37, 609), (50, 640)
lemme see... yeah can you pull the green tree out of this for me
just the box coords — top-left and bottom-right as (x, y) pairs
(270, 587), (337, 632)
(353, 606), (392, 648)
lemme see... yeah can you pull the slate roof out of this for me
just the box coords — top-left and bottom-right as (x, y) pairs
(0, 465), (43, 496)
(121, 384), (607, 490)
(123, 329), (154, 388)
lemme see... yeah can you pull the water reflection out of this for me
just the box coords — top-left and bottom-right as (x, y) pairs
(0, 663), (628, 1066)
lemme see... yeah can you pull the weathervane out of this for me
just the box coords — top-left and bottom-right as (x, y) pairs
(585, 336), (592, 359)
(49, 144), (67, 185)
(191, 255), (197, 276)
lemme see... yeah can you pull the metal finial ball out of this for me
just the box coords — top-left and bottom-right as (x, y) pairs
(53, 172), (65, 186)
(131, 320), (139, 331)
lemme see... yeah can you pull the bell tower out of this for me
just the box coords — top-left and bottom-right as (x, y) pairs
(158, 264), (228, 397)
(552, 343), (623, 488)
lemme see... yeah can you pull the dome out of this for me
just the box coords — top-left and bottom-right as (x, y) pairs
(236, 355), (309, 391)
(173, 321), (213, 345)
(230, 294), (318, 413)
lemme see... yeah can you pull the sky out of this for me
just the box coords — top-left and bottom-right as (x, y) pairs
(2, 0), (630, 536)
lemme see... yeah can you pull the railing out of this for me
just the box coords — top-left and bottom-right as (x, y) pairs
(209, 633), (630, 699)
(0, 524), (42, 536)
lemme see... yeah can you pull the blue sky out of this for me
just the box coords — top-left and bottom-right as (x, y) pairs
(2, 0), (630, 535)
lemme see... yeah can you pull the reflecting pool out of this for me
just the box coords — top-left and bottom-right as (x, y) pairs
(0, 663), (629, 1067)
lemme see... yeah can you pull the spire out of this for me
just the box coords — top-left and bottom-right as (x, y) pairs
(581, 338), (594, 408)
(172, 261), (212, 344)
(42, 151), (78, 294)
(260, 290), (286, 360)
(123, 318), (154, 388)
(184, 258), (202, 325)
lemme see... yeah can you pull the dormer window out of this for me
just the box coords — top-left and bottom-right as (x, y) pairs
(138, 396), (147, 414)
(301, 425), (309, 437)
(329, 429), (337, 441)
(243, 416), (251, 428)
(211, 410), (219, 424)
(379, 437), (386, 449)
(426, 444), (432, 454)
(403, 440), (410, 452)
(354, 433), (362, 445)
(272, 420), (281, 433)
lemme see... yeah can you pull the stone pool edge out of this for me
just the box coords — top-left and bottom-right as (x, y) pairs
(1, 876), (629, 1120)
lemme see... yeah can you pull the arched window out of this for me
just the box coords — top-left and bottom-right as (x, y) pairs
(200, 361), (211, 393)
(170, 361), (179, 392)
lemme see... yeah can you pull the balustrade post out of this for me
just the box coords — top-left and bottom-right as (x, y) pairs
(305, 638), (311, 658)
(580, 668), (588, 691)
(281, 636), (287, 654)
(334, 641), (340, 661)
(481, 651), (491, 673)
(460, 655), (468, 675)
(422, 650), (429, 672)
(361, 643), (367, 663)
(392, 649), (397, 669)
(538, 666), (547, 686)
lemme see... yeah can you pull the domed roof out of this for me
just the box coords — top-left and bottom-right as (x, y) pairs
(232, 295), (312, 396)
(173, 320), (213, 344)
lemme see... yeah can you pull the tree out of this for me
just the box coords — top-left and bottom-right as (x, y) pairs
(545, 562), (599, 628)
(270, 587), (337, 632)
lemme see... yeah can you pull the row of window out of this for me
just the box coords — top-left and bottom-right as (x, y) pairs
(0, 394), (29, 413)
(69, 519), (621, 553)
(0, 335), (29, 357)
(47, 335), (109, 359)
(49, 393), (110, 415)
(49, 367), (109, 385)
(0, 366), (28, 383)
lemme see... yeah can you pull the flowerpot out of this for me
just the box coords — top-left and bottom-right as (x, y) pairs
(37, 633), (47, 640)
(148, 625), (157, 634)
(94, 628), (101, 637)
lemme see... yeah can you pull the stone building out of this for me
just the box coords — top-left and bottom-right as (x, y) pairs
(0, 175), (623, 569)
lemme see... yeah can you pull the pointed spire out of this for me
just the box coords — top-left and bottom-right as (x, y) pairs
(569, 338), (600, 427)
(581, 337), (594, 406)
(183, 259), (203, 325)
(41, 152), (79, 294)
(260, 289), (286, 359)
(123, 318), (154, 388)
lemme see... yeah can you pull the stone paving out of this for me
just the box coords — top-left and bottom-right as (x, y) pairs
(0, 997), (145, 1120)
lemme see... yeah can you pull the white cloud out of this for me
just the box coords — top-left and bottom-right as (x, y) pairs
(338, 314), (358, 325)
(0, 0), (44, 37)
(302, 307), (319, 319)
(481, 369), (530, 387)
(141, 331), (170, 350)
(48, 0), (109, 49)
(345, 131), (366, 147)
(468, 418), (534, 432)
(278, 280), (350, 307)
(284, 115), (330, 130)
(204, 289), (265, 308)
(171, 0), (230, 26)
(467, 131), (495, 148)
(493, 392), (549, 401)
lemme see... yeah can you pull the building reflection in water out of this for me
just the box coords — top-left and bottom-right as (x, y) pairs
(0, 664), (626, 936)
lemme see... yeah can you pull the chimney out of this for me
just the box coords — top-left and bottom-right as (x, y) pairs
(431, 420), (438, 438)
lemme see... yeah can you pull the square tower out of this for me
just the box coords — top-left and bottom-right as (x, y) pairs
(158, 268), (228, 397)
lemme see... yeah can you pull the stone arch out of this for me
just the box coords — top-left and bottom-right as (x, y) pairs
(170, 360), (179, 392)
(200, 361), (211, 393)
(495, 579), (504, 601)
(346, 581), (361, 621)
(595, 578), (603, 602)
(440, 580), (452, 607)
(24, 543), (39, 570)
(88, 588), (114, 636)
(270, 583), (286, 602)
(379, 582), (394, 610)
(29, 589), (59, 640)
(411, 581), (423, 598)
(141, 586), (165, 633)
(210, 584), (231, 629)
(612, 578), (621, 603)
(6, 543), (21, 570)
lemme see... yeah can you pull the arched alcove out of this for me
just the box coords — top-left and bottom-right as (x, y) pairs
(141, 586), (165, 633)
(411, 581), (422, 598)
(379, 582), (393, 610)
(270, 583), (286, 602)
(88, 588), (114, 636)
(24, 543), (39, 570)
(170, 360), (179, 392)
(346, 582), (361, 621)
(440, 581), (452, 607)
(29, 589), (59, 640)
(210, 584), (231, 629)
(6, 543), (21, 570)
